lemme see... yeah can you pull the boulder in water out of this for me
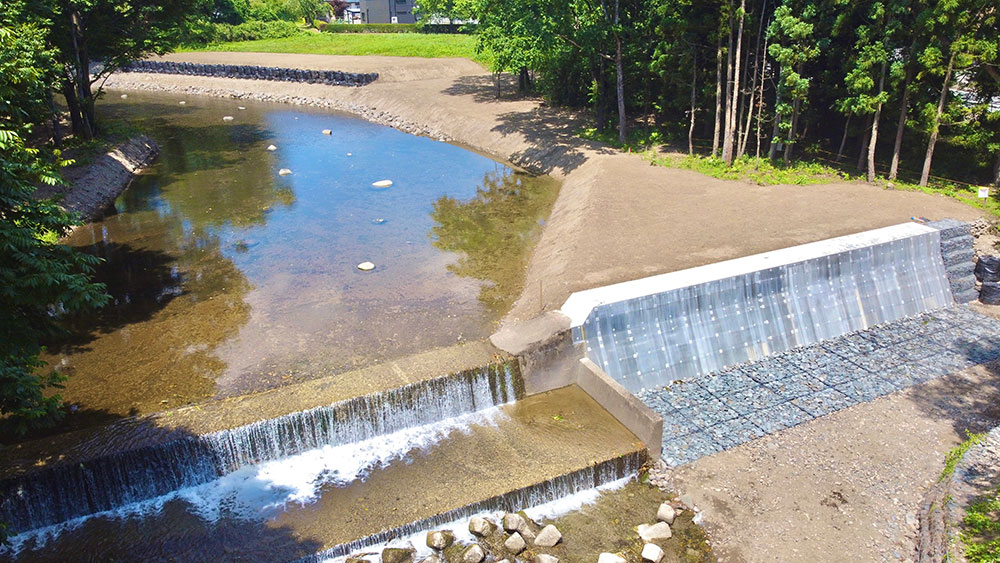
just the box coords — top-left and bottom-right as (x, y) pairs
(534, 555), (559, 563)
(222, 116), (234, 121)
(425, 530), (455, 551)
(357, 261), (376, 271)
(322, 129), (332, 135)
(469, 516), (495, 537)
(502, 513), (525, 533)
(238, 106), (246, 110)
(598, 554), (626, 563)
(372, 179), (393, 188)
(120, 94), (128, 99)
(178, 101), (186, 105)
(267, 145), (277, 151)
(278, 168), (292, 176)
(534, 524), (562, 547)
(418, 555), (444, 563)
(382, 547), (416, 563)
(504, 532), (526, 554)
(461, 544), (485, 563)
(641, 543), (664, 563)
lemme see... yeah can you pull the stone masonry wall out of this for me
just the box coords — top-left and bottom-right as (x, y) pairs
(120, 60), (378, 87)
(929, 219), (978, 303)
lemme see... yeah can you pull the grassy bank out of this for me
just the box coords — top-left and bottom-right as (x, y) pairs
(579, 127), (1000, 219)
(179, 33), (484, 63)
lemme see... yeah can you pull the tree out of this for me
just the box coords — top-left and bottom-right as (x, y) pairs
(767, 2), (819, 164)
(0, 23), (109, 437)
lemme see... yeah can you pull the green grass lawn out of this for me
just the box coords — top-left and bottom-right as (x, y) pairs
(180, 33), (484, 63)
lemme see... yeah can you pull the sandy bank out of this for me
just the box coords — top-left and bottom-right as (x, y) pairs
(103, 54), (982, 331)
(35, 135), (159, 222)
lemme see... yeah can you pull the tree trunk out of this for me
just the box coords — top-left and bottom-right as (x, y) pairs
(615, 33), (626, 145)
(70, 9), (95, 140)
(836, 113), (851, 162)
(739, 3), (766, 159)
(866, 60), (888, 183)
(993, 150), (1000, 187)
(754, 33), (768, 165)
(920, 52), (955, 187)
(723, 0), (745, 165)
(48, 90), (62, 148)
(722, 10), (735, 164)
(689, 51), (697, 156)
(62, 78), (84, 138)
(783, 96), (800, 165)
(518, 66), (529, 92)
(594, 60), (607, 133)
(713, 36), (724, 158)
(856, 113), (872, 171)
(889, 39), (917, 181)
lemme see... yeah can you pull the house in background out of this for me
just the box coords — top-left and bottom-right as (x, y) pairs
(341, 0), (415, 23)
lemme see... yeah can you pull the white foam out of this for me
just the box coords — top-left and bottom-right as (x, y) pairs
(320, 475), (634, 563)
(2, 408), (507, 556)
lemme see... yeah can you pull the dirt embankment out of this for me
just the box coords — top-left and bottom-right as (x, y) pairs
(35, 135), (159, 223)
(102, 53), (983, 331)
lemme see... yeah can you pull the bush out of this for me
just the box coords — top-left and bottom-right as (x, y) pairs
(183, 20), (302, 44)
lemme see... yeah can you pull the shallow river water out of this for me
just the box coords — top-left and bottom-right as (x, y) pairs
(44, 90), (558, 426)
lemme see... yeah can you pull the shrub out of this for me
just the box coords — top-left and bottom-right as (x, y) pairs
(183, 20), (302, 44)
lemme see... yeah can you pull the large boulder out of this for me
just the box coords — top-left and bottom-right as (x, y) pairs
(637, 522), (672, 542)
(502, 513), (525, 532)
(461, 544), (485, 563)
(418, 555), (444, 563)
(598, 554), (626, 563)
(504, 532), (526, 554)
(469, 516), (495, 537)
(534, 525), (562, 547)
(426, 530), (455, 551)
(382, 547), (416, 563)
(641, 543), (664, 563)
(657, 503), (676, 525)
(534, 555), (559, 563)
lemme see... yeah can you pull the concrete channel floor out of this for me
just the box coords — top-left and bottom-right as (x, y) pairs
(636, 305), (1000, 467)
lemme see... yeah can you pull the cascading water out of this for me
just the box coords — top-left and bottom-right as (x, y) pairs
(300, 451), (644, 563)
(0, 363), (520, 537)
(563, 223), (955, 391)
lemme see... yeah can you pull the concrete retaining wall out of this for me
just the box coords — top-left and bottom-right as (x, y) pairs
(120, 60), (378, 87)
(929, 219), (977, 303)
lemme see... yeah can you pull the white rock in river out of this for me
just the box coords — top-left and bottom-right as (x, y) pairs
(641, 543), (664, 563)
(468, 516), (495, 537)
(598, 554), (626, 563)
(371, 179), (393, 188)
(178, 101), (186, 105)
(425, 530), (454, 551)
(418, 554), (444, 563)
(637, 522), (672, 542)
(347, 152), (352, 156)
(278, 168), (292, 176)
(322, 129), (332, 135)
(266, 145), (277, 151)
(357, 261), (376, 271)
(503, 532), (526, 554)
(534, 555), (559, 563)
(534, 525), (562, 547)
(223, 116), (234, 121)
(461, 544), (485, 563)
(657, 503), (676, 525)
(502, 513), (524, 533)
(120, 94), (127, 99)
(238, 106), (246, 110)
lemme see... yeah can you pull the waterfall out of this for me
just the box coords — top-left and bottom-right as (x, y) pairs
(0, 363), (520, 536)
(298, 450), (644, 563)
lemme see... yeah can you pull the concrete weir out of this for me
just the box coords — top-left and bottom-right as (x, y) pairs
(562, 221), (962, 392)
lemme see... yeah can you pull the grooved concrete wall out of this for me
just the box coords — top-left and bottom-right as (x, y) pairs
(563, 223), (957, 392)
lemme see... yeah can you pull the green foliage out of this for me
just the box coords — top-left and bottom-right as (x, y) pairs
(181, 32), (484, 61)
(183, 19), (302, 44)
(0, 25), (110, 438)
(646, 152), (847, 186)
(962, 485), (1000, 563)
(942, 430), (987, 481)
(323, 23), (421, 33)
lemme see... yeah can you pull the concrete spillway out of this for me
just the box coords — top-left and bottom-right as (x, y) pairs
(563, 222), (961, 392)
(5, 387), (642, 562)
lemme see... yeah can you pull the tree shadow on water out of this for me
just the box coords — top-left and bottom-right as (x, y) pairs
(0, 416), (326, 563)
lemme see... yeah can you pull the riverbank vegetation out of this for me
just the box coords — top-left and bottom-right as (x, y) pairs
(421, 0), (999, 191)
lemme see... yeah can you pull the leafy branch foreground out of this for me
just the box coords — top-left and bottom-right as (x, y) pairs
(963, 485), (1000, 563)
